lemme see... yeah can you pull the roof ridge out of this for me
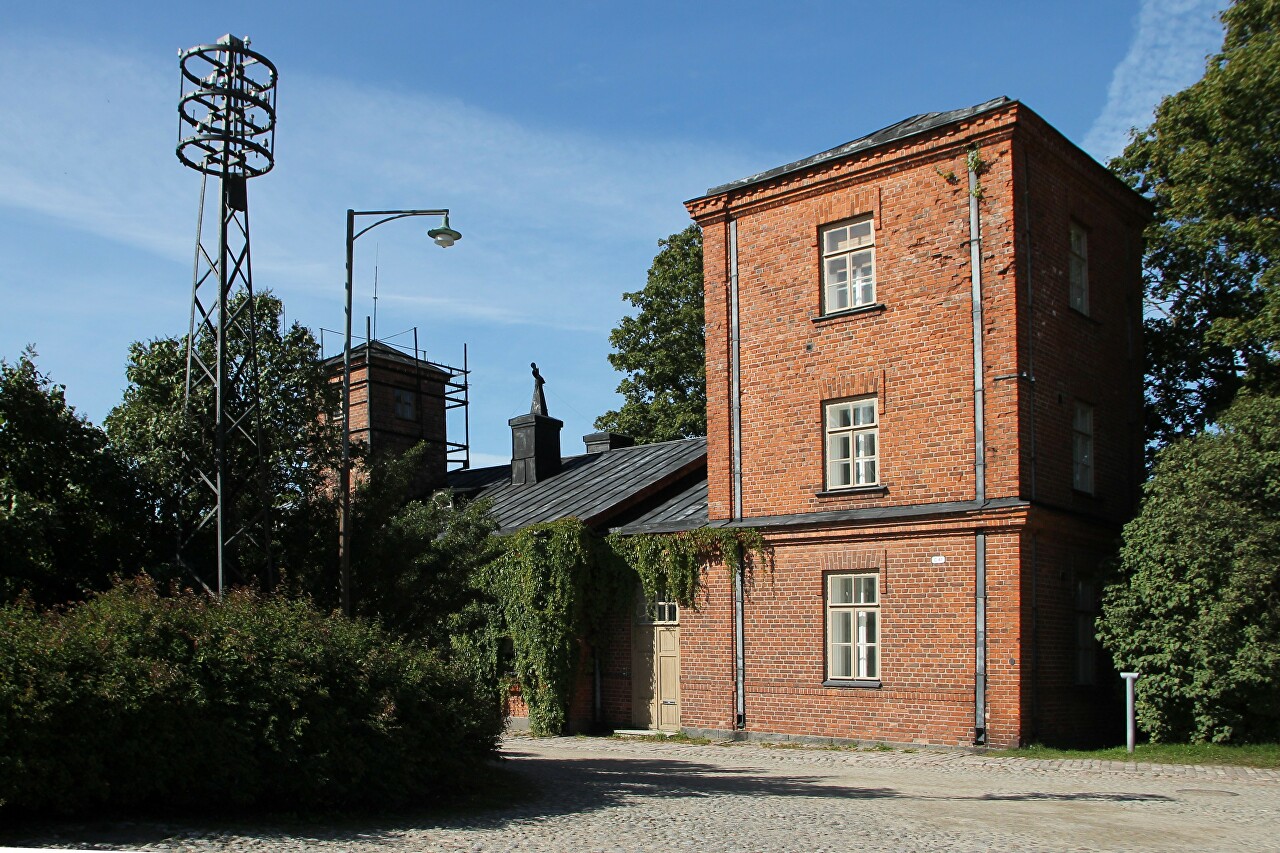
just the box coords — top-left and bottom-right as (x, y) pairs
(696, 96), (1015, 198)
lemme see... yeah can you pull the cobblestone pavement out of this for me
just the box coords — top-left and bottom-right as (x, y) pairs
(5, 735), (1280, 852)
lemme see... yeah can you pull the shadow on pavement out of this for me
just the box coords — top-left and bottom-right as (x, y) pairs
(0, 745), (1174, 849)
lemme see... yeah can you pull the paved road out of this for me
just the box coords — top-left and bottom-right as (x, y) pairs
(5, 735), (1279, 852)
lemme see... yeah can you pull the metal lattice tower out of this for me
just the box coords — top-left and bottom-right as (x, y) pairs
(176, 35), (278, 594)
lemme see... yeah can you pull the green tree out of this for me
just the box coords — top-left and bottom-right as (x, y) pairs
(350, 443), (499, 648)
(0, 350), (148, 605)
(105, 293), (342, 596)
(595, 225), (706, 443)
(1111, 0), (1280, 446)
(1097, 392), (1280, 743)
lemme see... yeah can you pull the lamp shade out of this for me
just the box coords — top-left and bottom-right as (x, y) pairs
(427, 214), (462, 248)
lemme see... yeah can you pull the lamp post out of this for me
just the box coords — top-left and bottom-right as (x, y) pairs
(340, 208), (461, 616)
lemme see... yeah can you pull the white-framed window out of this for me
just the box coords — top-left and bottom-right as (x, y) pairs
(636, 596), (679, 625)
(1073, 402), (1094, 493)
(1069, 222), (1089, 314)
(393, 388), (416, 420)
(827, 573), (879, 681)
(825, 397), (878, 489)
(822, 216), (876, 314)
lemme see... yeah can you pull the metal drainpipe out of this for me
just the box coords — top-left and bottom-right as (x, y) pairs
(1030, 532), (1039, 743)
(1021, 154), (1038, 501)
(729, 217), (746, 731)
(730, 218), (744, 520)
(969, 157), (989, 746)
(593, 651), (602, 729)
(1021, 150), (1040, 743)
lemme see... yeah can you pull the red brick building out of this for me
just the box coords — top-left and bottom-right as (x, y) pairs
(387, 97), (1147, 748)
(328, 340), (466, 490)
(679, 97), (1148, 748)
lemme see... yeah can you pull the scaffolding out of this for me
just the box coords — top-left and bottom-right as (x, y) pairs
(321, 325), (472, 472)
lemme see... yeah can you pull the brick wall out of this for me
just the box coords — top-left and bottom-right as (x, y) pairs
(329, 347), (451, 490)
(684, 100), (1146, 748)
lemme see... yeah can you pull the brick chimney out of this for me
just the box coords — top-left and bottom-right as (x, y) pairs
(509, 362), (562, 485)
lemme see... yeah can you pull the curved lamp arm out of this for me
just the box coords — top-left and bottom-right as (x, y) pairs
(339, 206), (460, 616)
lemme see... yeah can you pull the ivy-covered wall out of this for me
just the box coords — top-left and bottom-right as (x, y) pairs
(479, 519), (766, 735)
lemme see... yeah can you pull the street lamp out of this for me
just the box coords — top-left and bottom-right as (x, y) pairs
(340, 208), (461, 616)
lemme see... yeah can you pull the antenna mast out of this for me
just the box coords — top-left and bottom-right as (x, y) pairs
(176, 35), (278, 594)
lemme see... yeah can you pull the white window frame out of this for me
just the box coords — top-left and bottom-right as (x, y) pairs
(1073, 402), (1094, 494)
(393, 387), (416, 420)
(636, 595), (679, 625)
(825, 397), (878, 489)
(1069, 222), (1089, 314)
(821, 216), (876, 314)
(827, 573), (879, 681)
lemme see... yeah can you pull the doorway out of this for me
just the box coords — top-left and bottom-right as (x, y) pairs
(632, 598), (680, 731)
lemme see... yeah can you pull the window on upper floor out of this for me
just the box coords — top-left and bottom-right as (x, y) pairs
(825, 397), (878, 490)
(393, 388), (416, 420)
(827, 573), (879, 682)
(1073, 401), (1094, 494)
(1069, 222), (1089, 315)
(821, 216), (876, 314)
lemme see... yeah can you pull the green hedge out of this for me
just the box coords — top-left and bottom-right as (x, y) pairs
(0, 579), (502, 815)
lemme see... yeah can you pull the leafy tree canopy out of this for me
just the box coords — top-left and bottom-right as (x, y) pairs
(0, 350), (148, 605)
(105, 292), (342, 594)
(595, 225), (706, 444)
(1111, 0), (1280, 446)
(1097, 391), (1280, 743)
(350, 443), (499, 647)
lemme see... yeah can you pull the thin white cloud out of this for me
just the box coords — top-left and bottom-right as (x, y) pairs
(0, 33), (758, 337)
(1083, 0), (1228, 162)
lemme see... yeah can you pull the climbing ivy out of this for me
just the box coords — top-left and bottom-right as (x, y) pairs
(482, 519), (629, 735)
(608, 527), (769, 607)
(481, 520), (769, 735)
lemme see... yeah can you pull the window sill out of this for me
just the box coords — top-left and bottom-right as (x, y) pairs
(823, 679), (882, 689)
(812, 303), (886, 325)
(816, 486), (887, 498)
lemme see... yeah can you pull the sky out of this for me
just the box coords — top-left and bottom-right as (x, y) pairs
(0, 0), (1228, 467)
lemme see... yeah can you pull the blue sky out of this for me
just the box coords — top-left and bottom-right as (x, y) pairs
(1, 0), (1226, 466)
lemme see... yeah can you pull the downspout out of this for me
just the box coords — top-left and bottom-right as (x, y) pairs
(968, 154), (988, 746)
(593, 651), (602, 730)
(968, 159), (987, 506)
(729, 217), (747, 731)
(1021, 148), (1040, 742)
(1021, 152), (1038, 501)
(1030, 532), (1039, 743)
(730, 218), (744, 519)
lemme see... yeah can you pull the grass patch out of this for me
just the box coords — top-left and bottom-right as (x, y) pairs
(991, 742), (1280, 769)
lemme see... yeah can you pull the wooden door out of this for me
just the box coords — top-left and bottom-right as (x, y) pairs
(632, 599), (680, 731)
(655, 625), (680, 731)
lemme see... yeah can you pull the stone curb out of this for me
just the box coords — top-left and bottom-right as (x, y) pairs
(511, 734), (1280, 782)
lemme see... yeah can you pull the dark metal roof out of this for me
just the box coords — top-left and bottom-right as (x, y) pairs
(320, 340), (451, 377)
(696, 96), (1014, 199)
(447, 437), (707, 534)
(711, 496), (1030, 531)
(611, 477), (708, 535)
